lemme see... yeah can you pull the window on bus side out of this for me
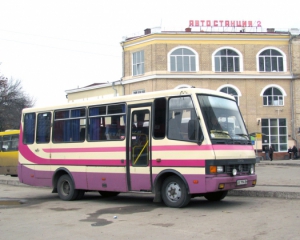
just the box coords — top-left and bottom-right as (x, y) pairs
(168, 96), (201, 142)
(2, 135), (19, 151)
(154, 98), (166, 139)
(23, 113), (36, 144)
(36, 112), (51, 144)
(88, 103), (126, 141)
(53, 108), (86, 143)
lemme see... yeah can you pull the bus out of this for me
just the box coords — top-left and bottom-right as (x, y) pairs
(0, 130), (19, 176)
(18, 87), (257, 208)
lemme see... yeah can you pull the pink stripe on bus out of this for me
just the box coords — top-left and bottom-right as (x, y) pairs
(212, 145), (254, 151)
(152, 145), (213, 151)
(43, 147), (126, 153)
(152, 145), (253, 151)
(43, 144), (253, 153)
(152, 159), (205, 167)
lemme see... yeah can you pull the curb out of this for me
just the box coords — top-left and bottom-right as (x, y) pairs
(258, 162), (300, 167)
(0, 179), (26, 187)
(228, 189), (300, 199)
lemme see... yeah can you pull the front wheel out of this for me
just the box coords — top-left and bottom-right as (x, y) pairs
(161, 176), (191, 208)
(57, 175), (78, 201)
(204, 191), (228, 201)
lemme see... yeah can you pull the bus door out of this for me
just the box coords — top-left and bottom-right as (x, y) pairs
(127, 106), (152, 191)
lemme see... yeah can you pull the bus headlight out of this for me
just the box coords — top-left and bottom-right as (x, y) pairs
(249, 164), (254, 174)
(232, 169), (237, 176)
(217, 166), (224, 173)
(210, 166), (224, 174)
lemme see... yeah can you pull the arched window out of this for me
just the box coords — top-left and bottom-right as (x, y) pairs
(258, 49), (284, 72)
(217, 85), (241, 105)
(213, 48), (241, 72)
(263, 87), (283, 106)
(220, 87), (239, 104)
(169, 47), (197, 72)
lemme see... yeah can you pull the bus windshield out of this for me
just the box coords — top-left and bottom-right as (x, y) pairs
(197, 95), (249, 141)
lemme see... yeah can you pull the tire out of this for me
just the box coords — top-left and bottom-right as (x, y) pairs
(99, 191), (120, 198)
(204, 191), (228, 201)
(57, 174), (79, 201)
(161, 176), (191, 208)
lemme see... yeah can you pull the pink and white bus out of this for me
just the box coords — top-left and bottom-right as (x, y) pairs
(18, 87), (257, 208)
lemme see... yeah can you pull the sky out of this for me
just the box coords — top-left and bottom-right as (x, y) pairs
(0, 0), (299, 107)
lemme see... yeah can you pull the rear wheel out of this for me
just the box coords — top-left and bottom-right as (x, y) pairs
(99, 191), (120, 198)
(161, 176), (191, 208)
(57, 175), (78, 201)
(204, 191), (228, 201)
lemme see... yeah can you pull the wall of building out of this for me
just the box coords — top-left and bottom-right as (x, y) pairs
(120, 31), (299, 159)
(67, 84), (124, 103)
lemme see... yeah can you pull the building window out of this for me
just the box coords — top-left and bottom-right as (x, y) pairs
(214, 48), (240, 72)
(258, 49), (284, 72)
(170, 48), (196, 72)
(220, 87), (239, 105)
(263, 87), (283, 106)
(133, 89), (145, 94)
(261, 118), (287, 152)
(132, 51), (144, 76)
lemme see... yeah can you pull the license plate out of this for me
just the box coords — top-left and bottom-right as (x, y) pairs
(237, 180), (247, 185)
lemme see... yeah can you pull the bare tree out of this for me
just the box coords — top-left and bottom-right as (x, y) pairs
(0, 77), (35, 131)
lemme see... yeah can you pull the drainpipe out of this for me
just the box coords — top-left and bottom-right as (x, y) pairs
(120, 79), (125, 96)
(120, 41), (125, 96)
(289, 35), (297, 147)
(112, 82), (117, 97)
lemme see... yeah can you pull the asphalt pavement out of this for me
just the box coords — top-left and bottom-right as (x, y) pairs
(1, 159), (300, 200)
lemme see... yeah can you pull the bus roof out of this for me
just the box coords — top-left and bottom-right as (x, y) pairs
(22, 87), (235, 113)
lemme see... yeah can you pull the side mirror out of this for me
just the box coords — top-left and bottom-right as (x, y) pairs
(188, 120), (203, 142)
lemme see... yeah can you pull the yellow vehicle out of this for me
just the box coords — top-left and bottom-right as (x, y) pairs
(0, 130), (19, 176)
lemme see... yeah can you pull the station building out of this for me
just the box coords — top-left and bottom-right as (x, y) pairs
(66, 24), (300, 160)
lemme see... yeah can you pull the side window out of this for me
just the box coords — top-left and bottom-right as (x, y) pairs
(131, 110), (149, 166)
(170, 48), (196, 72)
(220, 86), (239, 105)
(2, 135), (11, 151)
(36, 112), (51, 143)
(168, 96), (201, 142)
(259, 49), (284, 72)
(214, 48), (240, 72)
(88, 104), (126, 141)
(23, 113), (36, 144)
(263, 87), (283, 106)
(153, 98), (166, 139)
(132, 51), (144, 76)
(0, 136), (2, 150)
(11, 135), (19, 150)
(53, 108), (86, 143)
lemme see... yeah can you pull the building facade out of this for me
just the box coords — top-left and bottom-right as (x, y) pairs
(66, 27), (300, 159)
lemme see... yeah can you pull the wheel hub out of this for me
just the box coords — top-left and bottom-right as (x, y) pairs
(166, 182), (181, 202)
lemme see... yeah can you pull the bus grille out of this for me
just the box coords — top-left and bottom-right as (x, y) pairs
(225, 164), (251, 175)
